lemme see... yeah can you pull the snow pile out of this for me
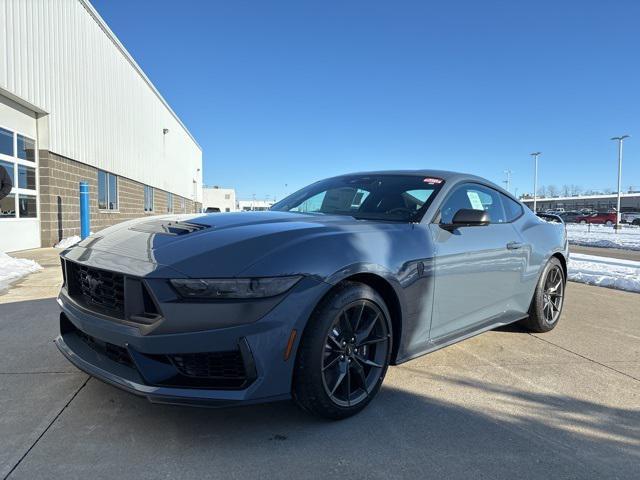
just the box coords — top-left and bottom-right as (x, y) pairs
(566, 224), (640, 251)
(568, 253), (640, 293)
(54, 235), (82, 249)
(0, 252), (43, 294)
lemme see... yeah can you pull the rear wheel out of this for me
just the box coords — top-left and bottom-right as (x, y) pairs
(605, 220), (613, 226)
(520, 257), (565, 333)
(580, 220), (587, 224)
(293, 282), (392, 420)
(634, 219), (640, 226)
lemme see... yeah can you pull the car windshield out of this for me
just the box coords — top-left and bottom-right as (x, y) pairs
(271, 174), (444, 222)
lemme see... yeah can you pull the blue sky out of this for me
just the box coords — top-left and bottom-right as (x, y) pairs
(92, 0), (640, 201)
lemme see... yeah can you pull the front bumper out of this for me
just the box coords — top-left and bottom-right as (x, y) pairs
(56, 275), (331, 407)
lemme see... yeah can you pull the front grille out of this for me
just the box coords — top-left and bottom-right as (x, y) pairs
(76, 329), (134, 369)
(67, 262), (125, 319)
(169, 351), (247, 383)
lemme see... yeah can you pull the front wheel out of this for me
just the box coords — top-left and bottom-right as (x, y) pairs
(293, 282), (392, 420)
(605, 220), (613, 226)
(580, 220), (587, 224)
(520, 257), (565, 333)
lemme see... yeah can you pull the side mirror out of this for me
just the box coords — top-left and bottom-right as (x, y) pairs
(442, 208), (490, 230)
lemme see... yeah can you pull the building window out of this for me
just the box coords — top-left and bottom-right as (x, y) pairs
(0, 193), (15, 218)
(0, 128), (38, 221)
(0, 127), (13, 156)
(16, 134), (35, 162)
(18, 194), (37, 218)
(225, 208), (230, 212)
(224, 194), (230, 200)
(18, 165), (36, 190)
(0, 160), (14, 184)
(181, 197), (185, 212)
(167, 192), (173, 213)
(144, 185), (154, 212)
(98, 170), (118, 210)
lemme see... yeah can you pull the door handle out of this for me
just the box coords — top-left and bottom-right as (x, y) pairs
(506, 241), (524, 250)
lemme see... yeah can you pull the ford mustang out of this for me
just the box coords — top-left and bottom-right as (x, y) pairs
(55, 170), (568, 419)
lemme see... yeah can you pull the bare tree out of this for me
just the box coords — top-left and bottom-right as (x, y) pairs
(571, 185), (583, 196)
(547, 185), (559, 197)
(561, 184), (571, 196)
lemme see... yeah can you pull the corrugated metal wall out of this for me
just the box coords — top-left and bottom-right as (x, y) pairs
(0, 0), (202, 201)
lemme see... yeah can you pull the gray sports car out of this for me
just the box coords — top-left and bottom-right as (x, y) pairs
(56, 170), (568, 419)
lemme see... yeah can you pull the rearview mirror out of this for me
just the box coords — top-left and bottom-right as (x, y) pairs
(442, 208), (490, 230)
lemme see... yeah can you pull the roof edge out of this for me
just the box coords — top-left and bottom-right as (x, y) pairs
(79, 0), (202, 151)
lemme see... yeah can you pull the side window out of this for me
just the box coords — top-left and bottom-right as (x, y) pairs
(501, 194), (523, 222)
(439, 184), (506, 224)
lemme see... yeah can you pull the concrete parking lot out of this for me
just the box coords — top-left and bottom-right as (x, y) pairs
(1, 249), (638, 479)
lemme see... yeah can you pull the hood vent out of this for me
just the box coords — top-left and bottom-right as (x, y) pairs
(130, 219), (211, 236)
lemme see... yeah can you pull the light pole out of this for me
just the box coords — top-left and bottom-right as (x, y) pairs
(610, 135), (630, 229)
(503, 169), (512, 194)
(530, 152), (541, 212)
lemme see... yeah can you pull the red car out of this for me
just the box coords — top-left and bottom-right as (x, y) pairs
(575, 212), (617, 225)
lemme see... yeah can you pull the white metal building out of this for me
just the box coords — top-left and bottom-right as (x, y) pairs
(237, 200), (275, 212)
(202, 186), (237, 213)
(0, 0), (202, 252)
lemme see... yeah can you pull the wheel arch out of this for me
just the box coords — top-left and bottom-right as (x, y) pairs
(296, 270), (405, 367)
(551, 251), (568, 281)
(341, 273), (404, 364)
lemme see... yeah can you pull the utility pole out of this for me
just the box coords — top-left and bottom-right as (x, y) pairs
(530, 152), (541, 212)
(610, 135), (630, 229)
(503, 169), (512, 194)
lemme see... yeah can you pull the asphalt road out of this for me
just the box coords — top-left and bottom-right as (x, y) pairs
(1, 278), (638, 479)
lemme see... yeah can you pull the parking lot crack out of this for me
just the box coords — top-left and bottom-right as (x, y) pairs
(530, 334), (640, 383)
(2, 377), (90, 480)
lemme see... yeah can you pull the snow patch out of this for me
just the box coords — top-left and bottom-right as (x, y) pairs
(568, 253), (640, 293)
(54, 235), (82, 249)
(566, 224), (640, 251)
(0, 252), (43, 294)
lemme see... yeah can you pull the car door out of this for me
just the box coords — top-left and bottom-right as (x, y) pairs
(428, 183), (528, 340)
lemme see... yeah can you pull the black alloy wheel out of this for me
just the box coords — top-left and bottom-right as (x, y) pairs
(520, 257), (566, 333)
(542, 264), (564, 325)
(321, 300), (390, 407)
(293, 282), (392, 419)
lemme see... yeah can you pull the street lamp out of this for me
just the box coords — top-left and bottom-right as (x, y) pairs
(503, 169), (512, 193)
(530, 152), (541, 212)
(610, 135), (630, 229)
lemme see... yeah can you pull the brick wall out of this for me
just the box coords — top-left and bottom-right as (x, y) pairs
(39, 151), (198, 247)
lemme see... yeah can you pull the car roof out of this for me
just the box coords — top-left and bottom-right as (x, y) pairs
(332, 169), (517, 201)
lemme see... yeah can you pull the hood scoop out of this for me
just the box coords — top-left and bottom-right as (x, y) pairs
(129, 219), (211, 236)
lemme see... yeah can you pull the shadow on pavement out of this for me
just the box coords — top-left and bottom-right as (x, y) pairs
(2, 298), (639, 479)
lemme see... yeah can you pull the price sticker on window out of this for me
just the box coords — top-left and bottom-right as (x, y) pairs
(467, 191), (484, 210)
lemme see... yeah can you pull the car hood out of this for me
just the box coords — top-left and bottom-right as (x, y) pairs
(66, 211), (405, 278)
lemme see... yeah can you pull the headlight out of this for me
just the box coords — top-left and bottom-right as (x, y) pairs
(170, 276), (302, 299)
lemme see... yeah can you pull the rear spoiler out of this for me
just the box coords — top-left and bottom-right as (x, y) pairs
(536, 213), (564, 224)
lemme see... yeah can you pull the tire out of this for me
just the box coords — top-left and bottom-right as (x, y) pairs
(633, 219), (640, 226)
(293, 282), (392, 420)
(605, 220), (613, 226)
(580, 220), (587, 224)
(520, 257), (565, 333)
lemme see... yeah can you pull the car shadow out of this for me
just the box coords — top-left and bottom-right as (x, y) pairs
(2, 296), (639, 479)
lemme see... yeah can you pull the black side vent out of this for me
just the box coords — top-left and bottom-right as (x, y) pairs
(129, 220), (210, 236)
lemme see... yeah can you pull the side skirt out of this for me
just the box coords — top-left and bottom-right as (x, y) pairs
(393, 312), (529, 365)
